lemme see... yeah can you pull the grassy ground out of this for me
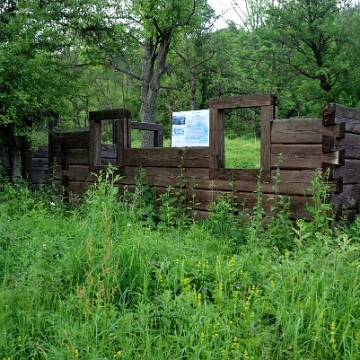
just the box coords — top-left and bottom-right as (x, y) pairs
(0, 172), (360, 359)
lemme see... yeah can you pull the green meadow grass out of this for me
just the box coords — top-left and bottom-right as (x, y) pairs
(0, 165), (360, 359)
(225, 136), (260, 169)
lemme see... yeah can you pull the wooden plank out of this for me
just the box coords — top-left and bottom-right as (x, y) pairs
(332, 184), (360, 209)
(31, 145), (49, 158)
(322, 132), (360, 159)
(210, 168), (260, 181)
(209, 94), (274, 109)
(101, 143), (117, 159)
(117, 118), (125, 166)
(124, 166), (210, 180)
(323, 160), (360, 184)
(89, 109), (131, 121)
(65, 181), (93, 195)
(124, 118), (132, 148)
(118, 174), (318, 195)
(31, 158), (49, 170)
(24, 141), (33, 182)
(261, 105), (272, 175)
(271, 144), (343, 169)
(209, 107), (224, 169)
(51, 132), (90, 148)
(31, 171), (48, 183)
(55, 165), (90, 182)
(272, 169), (317, 184)
(131, 122), (163, 132)
(115, 183), (312, 220)
(53, 148), (89, 165)
(89, 120), (101, 166)
(123, 147), (210, 168)
(272, 119), (345, 143)
(323, 103), (360, 133)
(101, 158), (117, 166)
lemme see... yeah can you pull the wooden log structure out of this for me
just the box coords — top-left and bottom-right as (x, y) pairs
(28, 95), (360, 222)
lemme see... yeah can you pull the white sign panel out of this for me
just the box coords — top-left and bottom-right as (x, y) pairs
(171, 109), (209, 147)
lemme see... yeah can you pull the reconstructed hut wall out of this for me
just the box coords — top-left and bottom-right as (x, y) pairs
(33, 94), (360, 221)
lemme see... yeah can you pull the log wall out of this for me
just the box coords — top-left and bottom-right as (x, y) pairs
(28, 146), (49, 190)
(31, 94), (360, 221)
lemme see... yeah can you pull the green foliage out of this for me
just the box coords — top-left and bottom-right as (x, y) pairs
(1, 175), (360, 359)
(225, 136), (261, 169)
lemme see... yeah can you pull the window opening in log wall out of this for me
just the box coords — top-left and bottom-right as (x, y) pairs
(224, 107), (261, 169)
(100, 120), (117, 166)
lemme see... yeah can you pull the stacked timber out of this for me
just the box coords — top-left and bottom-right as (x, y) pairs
(36, 96), (360, 222)
(323, 104), (360, 221)
(30, 146), (48, 190)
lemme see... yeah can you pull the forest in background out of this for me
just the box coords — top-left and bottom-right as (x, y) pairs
(1, 0), (360, 178)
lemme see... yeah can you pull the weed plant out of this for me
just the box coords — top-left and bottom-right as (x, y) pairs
(0, 170), (360, 359)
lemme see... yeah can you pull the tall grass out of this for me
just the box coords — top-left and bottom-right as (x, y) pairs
(225, 136), (260, 169)
(0, 171), (360, 359)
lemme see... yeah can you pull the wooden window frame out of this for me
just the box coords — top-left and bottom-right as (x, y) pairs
(209, 94), (278, 181)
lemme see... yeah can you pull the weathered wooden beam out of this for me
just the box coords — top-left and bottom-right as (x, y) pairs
(123, 166), (210, 180)
(272, 119), (345, 143)
(209, 107), (225, 169)
(322, 133), (360, 159)
(131, 122), (163, 132)
(332, 184), (360, 209)
(51, 132), (90, 148)
(271, 144), (345, 169)
(261, 105), (273, 176)
(323, 160), (360, 184)
(89, 109), (131, 121)
(54, 148), (89, 165)
(130, 122), (163, 147)
(210, 168), (260, 181)
(323, 103), (360, 133)
(123, 147), (210, 168)
(209, 94), (276, 109)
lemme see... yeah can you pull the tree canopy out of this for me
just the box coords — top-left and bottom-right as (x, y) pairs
(1, 0), (360, 178)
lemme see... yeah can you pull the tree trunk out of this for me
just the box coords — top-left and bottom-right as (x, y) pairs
(140, 32), (172, 147)
(0, 123), (16, 181)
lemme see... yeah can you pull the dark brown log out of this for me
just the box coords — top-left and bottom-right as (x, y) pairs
(271, 144), (344, 169)
(323, 103), (360, 132)
(101, 159), (117, 166)
(31, 158), (48, 170)
(31, 146), (49, 158)
(101, 144), (117, 159)
(123, 147), (210, 168)
(51, 132), (90, 148)
(118, 173), (321, 195)
(131, 122), (163, 132)
(209, 94), (276, 109)
(210, 168), (261, 181)
(124, 166), (210, 180)
(209, 107), (225, 169)
(65, 181), (93, 195)
(89, 109), (131, 121)
(322, 133), (360, 159)
(261, 105), (273, 175)
(31, 171), (48, 184)
(323, 160), (360, 184)
(332, 184), (360, 209)
(54, 148), (89, 165)
(272, 119), (344, 143)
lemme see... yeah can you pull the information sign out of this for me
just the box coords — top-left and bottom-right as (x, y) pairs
(171, 109), (209, 147)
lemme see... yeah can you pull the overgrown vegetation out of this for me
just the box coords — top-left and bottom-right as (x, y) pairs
(1, 169), (360, 359)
